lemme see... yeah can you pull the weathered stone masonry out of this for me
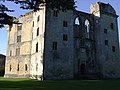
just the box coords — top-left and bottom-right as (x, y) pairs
(4, 2), (120, 79)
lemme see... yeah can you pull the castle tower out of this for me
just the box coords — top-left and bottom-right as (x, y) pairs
(91, 2), (120, 78)
(4, 12), (33, 77)
(5, 1), (120, 79)
(43, 0), (74, 79)
(30, 5), (46, 79)
(4, 0), (75, 79)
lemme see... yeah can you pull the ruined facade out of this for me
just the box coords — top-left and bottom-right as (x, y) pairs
(4, 2), (120, 79)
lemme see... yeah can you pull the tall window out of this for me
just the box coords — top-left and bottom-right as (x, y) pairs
(112, 46), (115, 52)
(63, 21), (68, 27)
(17, 64), (19, 71)
(63, 34), (68, 41)
(37, 15), (40, 22)
(36, 43), (38, 52)
(105, 40), (108, 46)
(111, 23), (114, 30)
(10, 65), (12, 71)
(75, 17), (80, 25)
(53, 10), (58, 17)
(10, 50), (12, 56)
(85, 19), (90, 38)
(16, 48), (20, 56)
(37, 28), (39, 36)
(17, 35), (21, 42)
(33, 21), (34, 27)
(25, 64), (28, 71)
(52, 42), (57, 50)
(17, 25), (22, 31)
(104, 29), (107, 34)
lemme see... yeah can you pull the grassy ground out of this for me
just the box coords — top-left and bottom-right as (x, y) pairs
(0, 77), (120, 90)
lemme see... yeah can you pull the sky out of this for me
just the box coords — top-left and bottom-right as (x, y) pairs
(0, 0), (120, 55)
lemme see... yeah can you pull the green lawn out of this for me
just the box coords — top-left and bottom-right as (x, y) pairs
(0, 77), (120, 90)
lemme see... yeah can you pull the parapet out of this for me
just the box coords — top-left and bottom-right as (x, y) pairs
(90, 2), (118, 17)
(98, 2), (116, 15)
(19, 11), (34, 18)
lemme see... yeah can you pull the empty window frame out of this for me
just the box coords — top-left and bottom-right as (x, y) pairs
(17, 25), (22, 31)
(63, 21), (68, 27)
(112, 46), (115, 52)
(33, 21), (34, 27)
(53, 10), (58, 17)
(17, 35), (21, 42)
(10, 50), (12, 56)
(63, 34), (68, 41)
(105, 40), (108, 46)
(75, 17), (81, 25)
(111, 23), (114, 30)
(37, 15), (40, 22)
(104, 29), (107, 34)
(25, 64), (28, 71)
(10, 65), (12, 71)
(37, 28), (39, 36)
(85, 19), (90, 38)
(52, 42), (57, 50)
(16, 48), (20, 56)
(17, 64), (19, 71)
(36, 43), (38, 52)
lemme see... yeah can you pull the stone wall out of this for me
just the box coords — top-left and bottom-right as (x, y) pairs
(30, 5), (46, 79)
(43, 9), (74, 80)
(91, 2), (120, 78)
(4, 12), (33, 77)
(4, 2), (120, 79)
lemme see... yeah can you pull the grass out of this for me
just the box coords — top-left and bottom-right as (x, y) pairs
(0, 77), (120, 90)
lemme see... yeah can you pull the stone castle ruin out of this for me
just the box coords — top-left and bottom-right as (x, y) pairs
(4, 1), (120, 80)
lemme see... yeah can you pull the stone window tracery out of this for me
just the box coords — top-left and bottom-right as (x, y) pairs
(85, 19), (90, 38)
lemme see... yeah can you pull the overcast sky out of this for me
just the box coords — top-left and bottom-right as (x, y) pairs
(0, 0), (120, 55)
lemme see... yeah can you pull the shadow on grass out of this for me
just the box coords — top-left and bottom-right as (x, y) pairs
(0, 78), (120, 90)
(0, 78), (43, 90)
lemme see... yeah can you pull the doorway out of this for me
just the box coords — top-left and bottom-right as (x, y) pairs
(81, 64), (86, 74)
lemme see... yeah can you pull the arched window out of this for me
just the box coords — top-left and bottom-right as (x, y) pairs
(74, 17), (82, 38)
(75, 17), (80, 25)
(85, 19), (90, 38)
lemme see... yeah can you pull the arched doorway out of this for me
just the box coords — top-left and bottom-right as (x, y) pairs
(81, 64), (86, 74)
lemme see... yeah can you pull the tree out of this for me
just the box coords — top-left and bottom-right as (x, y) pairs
(0, 4), (14, 28)
(0, 0), (76, 28)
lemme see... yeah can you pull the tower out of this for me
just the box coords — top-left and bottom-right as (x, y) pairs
(91, 2), (119, 78)
(43, 0), (74, 79)
(4, 12), (33, 77)
(4, 1), (120, 79)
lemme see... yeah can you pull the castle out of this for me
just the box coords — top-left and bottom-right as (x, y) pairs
(4, 1), (120, 80)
